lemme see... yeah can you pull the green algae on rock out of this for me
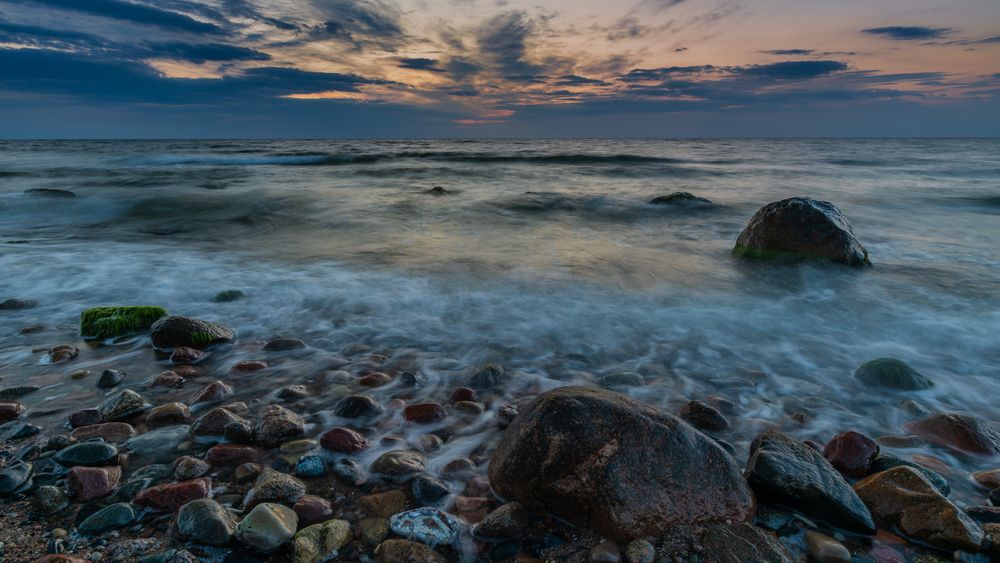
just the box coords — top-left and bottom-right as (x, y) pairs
(80, 306), (167, 340)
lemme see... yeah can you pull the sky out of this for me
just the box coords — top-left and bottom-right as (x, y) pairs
(0, 0), (998, 137)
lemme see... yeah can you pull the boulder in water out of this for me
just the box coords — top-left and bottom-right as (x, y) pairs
(25, 188), (76, 198)
(733, 197), (870, 266)
(905, 412), (1000, 455)
(649, 192), (713, 206)
(854, 358), (932, 390)
(488, 386), (754, 542)
(150, 315), (235, 350)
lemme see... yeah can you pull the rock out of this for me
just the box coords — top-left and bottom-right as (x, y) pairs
(854, 466), (983, 551)
(412, 475), (451, 504)
(171, 346), (208, 365)
(174, 456), (210, 481)
(823, 431), (879, 478)
(319, 427), (369, 453)
(700, 523), (794, 562)
(146, 403), (190, 428)
(0, 297), (39, 309)
(745, 430), (875, 534)
(360, 490), (407, 517)
(474, 502), (530, 539)
(441, 457), (476, 479)
(0, 420), (41, 442)
(854, 358), (932, 390)
(80, 306), (167, 340)
(489, 386), (754, 542)
(295, 455), (326, 478)
(968, 507), (1000, 525)
(0, 400), (25, 421)
(206, 443), (258, 465)
(370, 450), (425, 483)
(679, 400), (729, 431)
(804, 530), (850, 563)
(253, 405), (305, 446)
(389, 508), (460, 546)
(293, 495), (334, 527)
(425, 186), (450, 195)
(151, 370), (186, 388)
(279, 385), (309, 400)
(974, 469), (1000, 490)
(0, 385), (39, 400)
(189, 381), (233, 405)
(332, 458), (367, 486)
(404, 403), (447, 423)
(359, 372), (392, 387)
(67, 466), (121, 501)
(213, 290), (245, 303)
(33, 485), (68, 513)
(150, 315), (235, 350)
(126, 424), (189, 461)
(869, 455), (950, 495)
(650, 191), (713, 206)
(734, 197), (870, 265)
(55, 441), (118, 466)
(244, 469), (306, 509)
(375, 539), (446, 563)
(905, 413), (1000, 456)
(984, 524), (1000, 559)
(360, 517), (390, 546)
(454, 401), (485, 415)
(263, 337), (307, 352)
(177, 498), (236, 546)
(449, 387), (477, 403)
(133, 478), (210, 512)
(99, 389), (149, 421)
(623, 539), (655, 563)
(26, 187), (76, 197)
(69, 408), (103, 428)
(231, 360), (268, 373)
(79, 503), (135, 534)
(497, 404), (518, 428)
(0, 461), (33, 496)
(235, 502), (298, 552)
(333, 395), (384, 419)
(191, 407), (248, 437)
(291, 519), (351, 563)
(599, 372), (645, 388)
(590, 541), (621, 563)
(279, 438), (318, 464)
(400, 371), (427, 387)
(97, 369), (124, 389)
(48, 344), (78, 363)
(470, 363), (507, 390)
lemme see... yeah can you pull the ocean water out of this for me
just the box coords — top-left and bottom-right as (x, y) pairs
(1, 139), (998, 502)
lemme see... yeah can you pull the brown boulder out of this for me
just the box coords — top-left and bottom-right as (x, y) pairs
(134, 478), (211, 512)
(905, 413), (1000, 455)
(823, 431), (879, 478)
(488, 386), (754, 542)
(319, 427), (369, 453)
(67, 466), (121, 501)
(854, 466), (983, 552)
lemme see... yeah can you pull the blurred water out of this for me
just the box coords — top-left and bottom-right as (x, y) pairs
(1, 139), (998, 503)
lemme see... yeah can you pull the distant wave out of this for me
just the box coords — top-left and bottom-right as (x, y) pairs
(141, 151), (693, 167)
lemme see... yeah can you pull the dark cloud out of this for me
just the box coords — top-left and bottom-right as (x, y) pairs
(736, 60), (848, 79)
(12, 0), (224, 35)
(604, 17), (651, 42)
(220, 0), (298, 31)
(475, 11), (543, 81)
(0, 19), (112, 50)
(620, 66), (718, 82)
(397, 58), (444, 72)
(762, 49), (813, 55)
(310, 0), (405, 51)
(862, 26), (953, 40)
(552, 75), (608, 86)
(146, 42), (271, 63)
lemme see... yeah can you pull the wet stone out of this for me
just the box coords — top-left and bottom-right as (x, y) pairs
(48, 344), (79, 363)
(0, 298), (38, 310)
(151, 371), (185, 388)
(449, 387), (477, 403)
(679, 400), (729, 431)
(67, 466), (121, 501)
(171, 346), (208, 365)
(191, 407), (248, 437)
(291, 519), (351, 563)
(360, 490), (407, 517)
(127, 424), (189, 461)
(99, 389), (149, 421)
(359, 372), (392, 387)
(235, 502), (298, 552)
(55, 441), (118, 466)
(804, 530), (850, 563)
(854, 358), (932, 390)
(177, 498), (236, 546)
(470, 363), (507, 390)
(264, 337), (306, 352)
(145, 403), (190, 428)
(374, 539), (445, 563)
(0, 420), (41, 442)
(869, 455), (950, 495)
(0, 385), (40, 400)
(206, 443), (258, 465)
(389, 508), (461, 546)
(174, 456), (210, 481)
(231, 360), (268, 373)
(0, 400), (25, 422)
(295, 454), (327, 478)
(623, 539), (655, 563)
(360, 517), (390, 546)
(824, 430), (879, 478)
(33, 485), (69, 513)
(400, 371), (426, 387)
(293, 495), (334, 527)
(600, 372), (644, 388)
(253, 404), (305, 446)
(133, 478), (211, 512)
(474, 502), (530, 539)
(79, 503), (135, 535)
(150, 315), (235, 350)
(454, 400), (486, 415)
(70, 422), (136, 444)
(190, 380), (233, 405)
(412, 474), (451, 505)
(279, 385), (309, 400)
(332, 458), (367, 486)
(320, 427), (369, 453)
(403, 402), (447, 423)
(96, 369), (124, 389)
(590, 540), (621, 563)
(0, 462), (33, 496)
(370, 450), (425, 483)
(905, 413), (1000, 456)
(333, 395), (384, 419)
(244, 469), (306, 509)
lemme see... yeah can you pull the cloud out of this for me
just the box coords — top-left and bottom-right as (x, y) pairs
(736, 60), (848, 79)
(761, 49), (813, 55)
(475, 11), (543, 81)
(13, 0), (224, 35)
(397, 58), (444, 72)
(310, 0), (405, 51)
(862, 26), (953, 40)
(552, 75), (608, 87)
(146, 42), (272, 63)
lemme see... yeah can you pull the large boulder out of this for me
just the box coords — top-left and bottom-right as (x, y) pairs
(905, 413), (1000, 456)
(150, 315), (235, 350)
(745, 431), (875, 534)
(488, 386), (754, 542)
(854, 358), (932, 390)
(733, 197), (870, 266)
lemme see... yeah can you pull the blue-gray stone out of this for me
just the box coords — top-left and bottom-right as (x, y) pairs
(0, 462), (32, 496)
(55, 441), (118, 467)
(389, 508), (460, 546)
(80, 502), (135, 534)
(295, 455), (327, 478)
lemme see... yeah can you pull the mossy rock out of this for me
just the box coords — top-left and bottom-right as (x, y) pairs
(213, 290), (245, 303)
(854, 358), (932, 390)
(80, 306), (167, 340)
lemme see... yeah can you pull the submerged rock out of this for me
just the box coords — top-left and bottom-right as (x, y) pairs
(333, 395), (384, 419)
(905, 412), (1000, 455)
(470, 363), (507, 390)
(25, 187), (76, 198)
(97, 369), (125, 388)
(80, 306), (167, 340)
(854, 358), (932, 390)
(213, 290), (245, 303)
(150, 315), (235, 350)
(733, 197), (870, 266)
(489, 386), (754, 542)
(855, 466), (983, 551)
(264, 337), (307, 352)
(0, 298), (39, 310)
(649, 192), (713, 206)
(745, 430), (875, 534)
(679, 400), (729, 431)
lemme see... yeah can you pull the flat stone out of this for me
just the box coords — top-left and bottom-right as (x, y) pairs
(389, 508), (460, 546)
(804, 530), (850, 563)
(177, 498), (236, 546)
(133, 478), (211, 512)
(206, 443), (259, 466)
(700, 523), (794, 562)
(974, 469), (1000, 490)
(55, 441), (118, 466)
(99, 389), (149, 421)
(67, 466), (121, 501)
(48, 344), (79, 363)
(854, 466), (983, 551)
(69, 423), (135, 444)
(359, 490), (407, 517)
(291, 519), (351, 563)
(126, 425), (189, 461)
(235, 502), (298, 552)
(232, 360), (268, 372)
(905, 413), (1000, 456)
(0, 420), (40, 442)
(79, 503), (135, 535)
(0, 297), (38, 309)
(191, 407), (248, 437)
(0, 462), (33, 496)
(370, 450), (425, 483)
(146, 403), (190, 428)
(319, 427), (369, 453)
(869, 455), (950, 495)
(264, 338), (306, 352)
(293, 495), (334, 527)
(69, 408), (102, 428)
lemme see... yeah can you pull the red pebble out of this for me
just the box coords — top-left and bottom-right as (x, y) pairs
(206, 444), (259, 466)
(133, 478), (210, 512)
(231, 360), (268, 373)
(449, 387), (478, 403)
(151, 371), (185, 388)
(359, 372), (392, 387)
(67, 466), (121, 501)
(171, 346), (208, 365)
(403, 403), (447, 424)
(0, 401), (25, 421)
(823, 430), (879, 478)
(190, 380), (233, 405)
(320, 427), (369, 453)
(293, 495), (335, 526)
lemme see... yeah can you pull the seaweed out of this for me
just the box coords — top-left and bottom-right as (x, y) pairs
(213, 290), (245, 303)
(80, 306), (167, 340)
